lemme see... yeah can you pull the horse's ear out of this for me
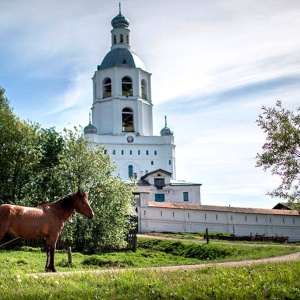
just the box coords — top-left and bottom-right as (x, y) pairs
(76, 189), (85, 196)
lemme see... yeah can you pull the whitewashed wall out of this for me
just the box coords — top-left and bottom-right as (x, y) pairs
(138, 205), (300, 242)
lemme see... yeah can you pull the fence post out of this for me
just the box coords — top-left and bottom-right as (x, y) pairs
(67, 247), (72, 265)
(206, 228), (209, 244)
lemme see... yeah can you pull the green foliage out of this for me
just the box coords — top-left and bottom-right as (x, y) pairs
(0, 88), (136, 251)
(257, 100), (300, 202)
(0, 88), (41, 204)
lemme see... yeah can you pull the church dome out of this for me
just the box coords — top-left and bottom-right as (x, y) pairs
(160, 116), (173, 136)
(98, 48), (146, 71)
(160, 126), (173, 136)
(84, 122), (97, 134)
(111, 13), (130, 29)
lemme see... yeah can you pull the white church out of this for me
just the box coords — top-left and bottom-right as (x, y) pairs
(84, 8), (300, 241)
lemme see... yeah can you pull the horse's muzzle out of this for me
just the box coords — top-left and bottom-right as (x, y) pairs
(88, 211), (94, 220)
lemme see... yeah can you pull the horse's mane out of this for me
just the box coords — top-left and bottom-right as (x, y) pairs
(57, 194), (74, 210)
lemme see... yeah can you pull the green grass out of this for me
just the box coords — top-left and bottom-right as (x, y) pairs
(1, 261), (300, 299)
(0, 238), (300, 299)
(0, 238), (299, 276)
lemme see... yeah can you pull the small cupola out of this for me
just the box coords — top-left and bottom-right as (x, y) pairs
(160, 116), (173, 136)
(84, 113), (97, 134)
(111, 11), (129, 29)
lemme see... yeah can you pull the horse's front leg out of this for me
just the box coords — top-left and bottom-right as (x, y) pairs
(45, 238), (58, 272)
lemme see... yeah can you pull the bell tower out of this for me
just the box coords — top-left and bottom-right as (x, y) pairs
(91, 5), (153, 136)
(84, 7), (176, 180)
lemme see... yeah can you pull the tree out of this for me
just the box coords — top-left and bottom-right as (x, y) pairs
(256, 100), (300, 202)
(57, 127), (136, 252)
(0, 88), (41, 204)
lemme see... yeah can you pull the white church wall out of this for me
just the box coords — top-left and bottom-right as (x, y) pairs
(139, 206), (300, 241)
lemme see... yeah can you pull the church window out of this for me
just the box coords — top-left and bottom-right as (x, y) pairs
(121, 150), (124, 155)
(120, 34), (124, 43)
(122, 76), (133, 96)
(133, 173), (137, 179)
(128, 165), (133, 178)
(183, 192), (189, 201)
(283, 218), (285, 223)
(141, 79), (147, 99)
(154, 150), (157, 155)
(154, 178), (165, 189)
(146, 150), (149, 155)
(256, 217), (258, 222)
(155, 194), (165, 202)
(169, 160), (171, 165)
(94, 83), (97, 99)
(173, 212), (175, 217)
(122, 108), (134, 132)
(151, 161), (154, 165)
(104, 149), (107, 155)
(205, 214), (207, 219)
(103, 78), (112, 98)
(113, 35), (116, 44)
(216, 214), (218, 220)
(112, 150), (115, 155)
(270, 217), (272, 222)
(293, 218), (295, 223)
(245, 216), (247, 221)
(126, 35), (129, 44)
(138, 150), (140, 155)
(130, 150), (132, 155)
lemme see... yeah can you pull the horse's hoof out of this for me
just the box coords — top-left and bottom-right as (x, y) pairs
(45, 268), (58, 273)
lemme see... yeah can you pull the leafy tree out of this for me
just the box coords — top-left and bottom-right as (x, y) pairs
(0, 88), (41, 204)
(256, 100), (300, 202)
(58, 128), (136, 252)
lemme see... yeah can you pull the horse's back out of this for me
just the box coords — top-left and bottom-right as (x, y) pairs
(0, 204), (13, 218)
(0, 204), (52, 239)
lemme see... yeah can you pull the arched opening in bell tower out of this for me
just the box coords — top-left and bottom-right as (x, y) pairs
(103, 78), (112, 98)
(141, 79), (147, 99)
(122, 76), (133, 97)
(122, 107), (134, 132)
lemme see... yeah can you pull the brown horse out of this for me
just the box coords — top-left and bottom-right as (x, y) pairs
(0, 190), (94, 272)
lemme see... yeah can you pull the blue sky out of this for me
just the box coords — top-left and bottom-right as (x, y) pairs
(1, 0), (300, 208)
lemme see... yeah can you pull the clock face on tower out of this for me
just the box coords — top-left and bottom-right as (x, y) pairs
(127, 136), (134, 143)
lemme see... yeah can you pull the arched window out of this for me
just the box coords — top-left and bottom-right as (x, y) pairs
(113, 35), (116, 44)
(141, 79), (147, 99)
(128, 165), (133, 178)
(126, 35), (129, 44)
(120, 34), (124, 43)
(122, 107), (134, 132)
(103, 78), (112, 98)
(122, 76), (133, 97)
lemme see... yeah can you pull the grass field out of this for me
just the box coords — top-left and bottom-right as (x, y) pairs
(0, 237), (300, 299)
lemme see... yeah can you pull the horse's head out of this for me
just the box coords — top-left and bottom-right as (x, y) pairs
(73, 190), (94, 220)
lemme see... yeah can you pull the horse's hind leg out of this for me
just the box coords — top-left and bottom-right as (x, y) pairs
(0, 209), (10, 242)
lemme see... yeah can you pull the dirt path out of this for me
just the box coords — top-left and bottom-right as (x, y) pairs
(28, 251), (300, 277)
